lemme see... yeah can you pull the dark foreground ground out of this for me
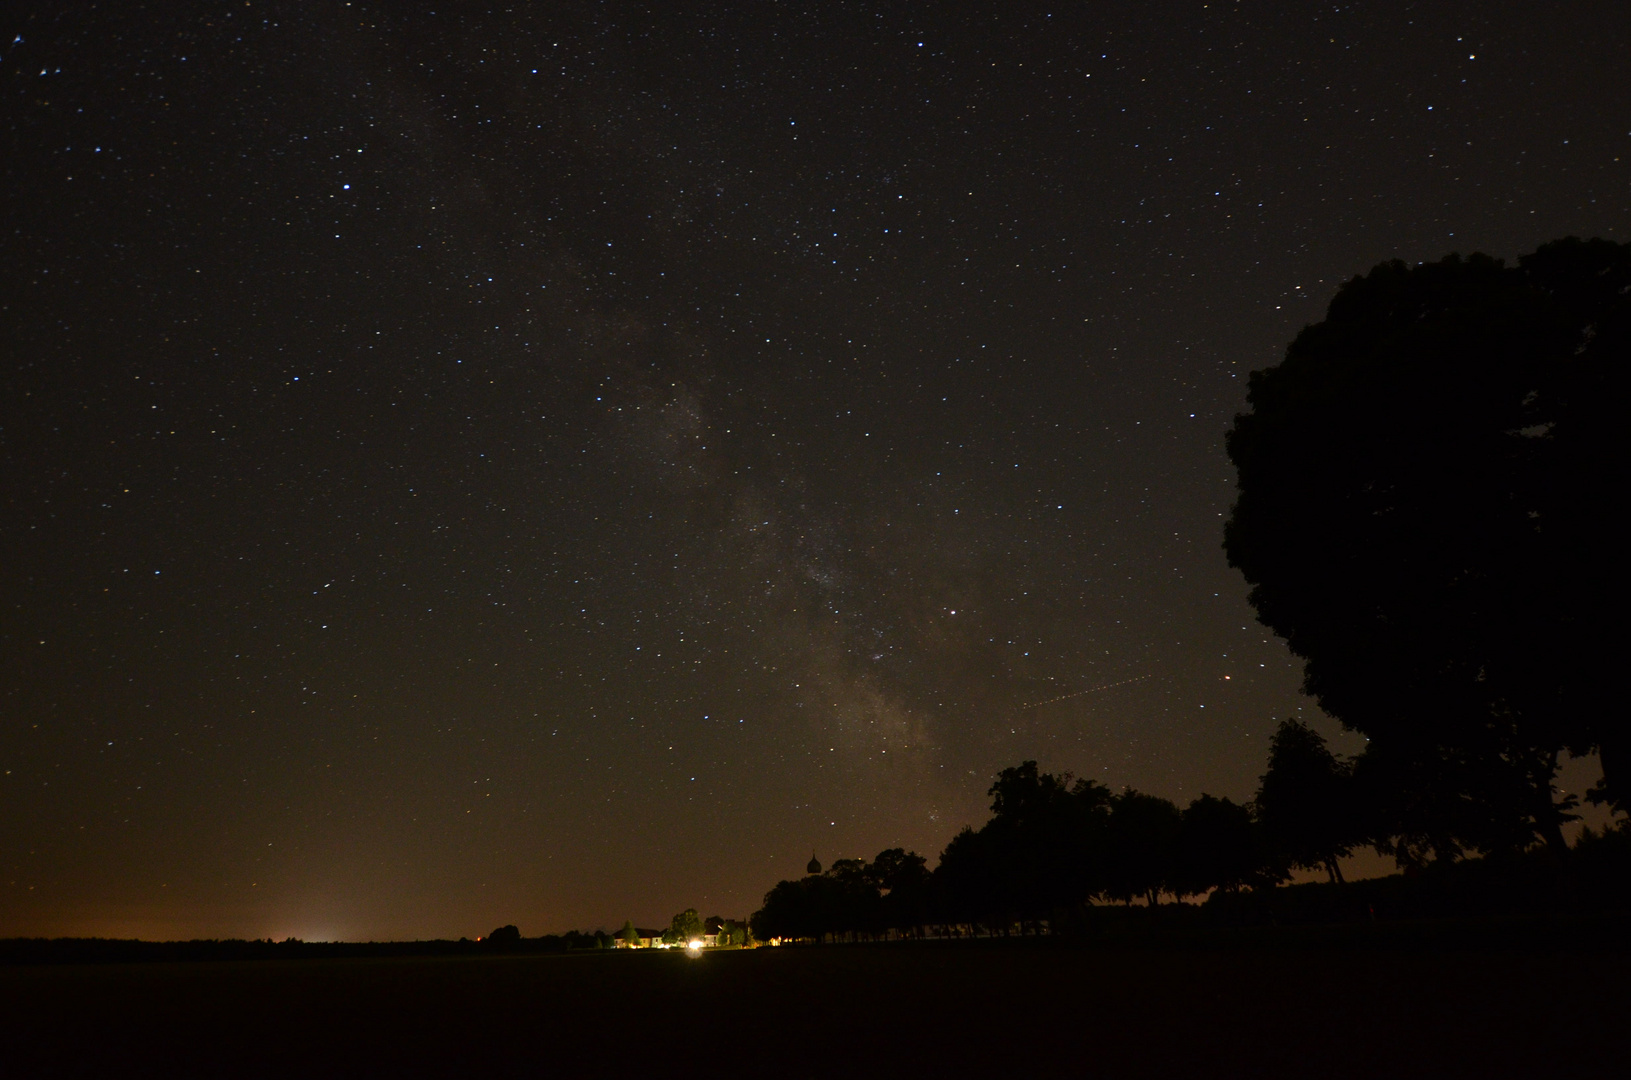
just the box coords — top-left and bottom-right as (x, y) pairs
(4, 923), (1628, 1078)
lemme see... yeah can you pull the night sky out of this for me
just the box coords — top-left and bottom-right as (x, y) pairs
(3, 2), (1627, 940)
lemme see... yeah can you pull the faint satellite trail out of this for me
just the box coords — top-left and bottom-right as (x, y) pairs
(1019, 674), (1154, 712)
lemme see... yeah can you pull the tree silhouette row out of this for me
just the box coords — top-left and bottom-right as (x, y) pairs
(752, 758), (1290, 942)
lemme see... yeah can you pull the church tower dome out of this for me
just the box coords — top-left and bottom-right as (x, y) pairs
(806, 852), (822, 876)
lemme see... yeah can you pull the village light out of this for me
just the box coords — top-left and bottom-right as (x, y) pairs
(686, 939), (704, 956)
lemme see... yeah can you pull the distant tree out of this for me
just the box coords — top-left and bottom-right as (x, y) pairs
(749, 871), (862, 943)
(485, 925), (521, 951)
(751, 878), (812, 942)
(869, 848), (929, 893)
(931, 762), (1114, 929)
(1061, 776), (1115, 903)
(668, 908), (704, 944)
(824, 859), (884, 937)
(1170, 794), (1282, 898)
(987, 760), (1074, 824)
(1102, 789), (1183, 905)
(619, 920), (640, 947)
(1256, 720), (1361, 882)
(870, 848), (931, 933)
(937, 763), (1115, 927)
(1225, 239), (1631, 840)
(931, 825), (1000, 928)
(827, 858), (871, 885)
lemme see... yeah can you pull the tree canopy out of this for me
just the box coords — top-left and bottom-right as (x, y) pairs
(1225, 237), (1631, 847)
(1255, 720), (1359, 882)
(665, 908), (703, 945)
(1171, 793), (1279, 897)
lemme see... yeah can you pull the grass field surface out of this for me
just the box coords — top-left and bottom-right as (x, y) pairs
(4, 935), (1627, 1077)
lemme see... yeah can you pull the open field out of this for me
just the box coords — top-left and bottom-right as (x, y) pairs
(4, 929), (1628, 1078)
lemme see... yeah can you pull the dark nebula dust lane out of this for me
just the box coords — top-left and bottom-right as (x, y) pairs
(2, 1), (1626, 938)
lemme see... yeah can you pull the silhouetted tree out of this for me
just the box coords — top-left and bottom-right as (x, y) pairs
(870, 848), (931, 933)
(1102, 789), (1182, 905)
(1225, 238), (1631, 842)
(561, 929), (609, 950)
(1256, 719), (1360, 882)
(868, 847), (928, 893)
(484, 925), (521, 951)
(619, 920), (640, 947)
(827, 858), (870, 884)
(1572, 819), (1631, 900)
(830, 860), (886, 937)
(931, 825), (1002, 929)
(751, 878), (812, 942)
(748, 847), (928, 942)
(1519, 240), (1631, 816)
(666, 909), (703, 945)
(980, 762), (1076, 923)
(1170, 794), (1283, 898)
(930, 762), (1116, 928)
(1348, 735), (1577, 868)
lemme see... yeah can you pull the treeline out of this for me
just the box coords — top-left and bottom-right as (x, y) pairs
(749, 759), (1272, 943)
(750, 724), (1631, 943)
(0, 927), (618, 966)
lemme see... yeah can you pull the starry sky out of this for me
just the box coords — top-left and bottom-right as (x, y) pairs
(3, 1), (1627, 940)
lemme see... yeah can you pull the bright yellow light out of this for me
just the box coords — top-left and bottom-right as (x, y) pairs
(685, 939), (704, 955)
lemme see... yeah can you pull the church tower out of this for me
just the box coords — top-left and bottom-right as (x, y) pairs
(806, 852), (822, 876)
